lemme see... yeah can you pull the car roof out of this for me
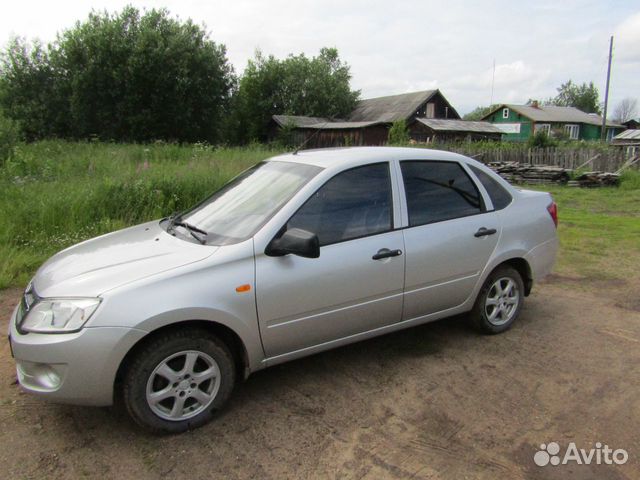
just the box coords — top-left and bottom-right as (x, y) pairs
(266, 146), (471, 169)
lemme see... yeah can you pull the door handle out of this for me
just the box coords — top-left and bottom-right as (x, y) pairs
(474, 227), (497, 237)
(372, 248), (403, 260)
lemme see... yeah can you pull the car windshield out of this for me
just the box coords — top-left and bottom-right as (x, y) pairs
(175, 161), (322, 245)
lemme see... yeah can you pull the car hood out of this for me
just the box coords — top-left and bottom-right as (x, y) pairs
(33, 221), (218, 297)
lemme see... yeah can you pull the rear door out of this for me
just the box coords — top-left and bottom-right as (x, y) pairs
(399, 160), (500, 320)
(255, 162), (405, 358)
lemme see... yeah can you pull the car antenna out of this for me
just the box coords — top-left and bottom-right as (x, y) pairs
(292, 118), (332, 155)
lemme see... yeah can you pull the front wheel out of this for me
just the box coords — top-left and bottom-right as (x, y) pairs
(471, 265), (524, 334)
(122, 328), (235, 434)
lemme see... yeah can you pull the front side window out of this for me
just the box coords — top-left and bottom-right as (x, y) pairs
(179, 161), (322, 245)
(400, 161), (483, 227)
(287, 163), (393, 246)
(502, 108), (510, 119)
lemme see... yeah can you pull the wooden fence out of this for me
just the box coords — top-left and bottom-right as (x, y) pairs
(438, 146), (634, 173)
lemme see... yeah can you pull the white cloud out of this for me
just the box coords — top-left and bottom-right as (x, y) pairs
(615, 12), (640, 63)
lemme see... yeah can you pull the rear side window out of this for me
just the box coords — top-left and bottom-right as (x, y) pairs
(287, 163), (392, 246)
(469, 165), (512, 210)
(400, 161), (482, 227)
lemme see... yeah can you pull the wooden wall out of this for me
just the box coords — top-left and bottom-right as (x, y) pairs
(292, 125), (390, 149)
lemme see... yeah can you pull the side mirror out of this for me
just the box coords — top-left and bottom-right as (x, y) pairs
(265, 228), (320, 258)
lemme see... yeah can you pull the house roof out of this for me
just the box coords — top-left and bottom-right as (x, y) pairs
(273, 89), (461, 130)
(483, 104), (624, 127)
(311, 121), (382, 129)
(415, 118), (503, 134)
(272, 115), (330, 128)
(612, 129), (640, 143)
(272, 115), (382, 130)
(348, 90), (459, 122)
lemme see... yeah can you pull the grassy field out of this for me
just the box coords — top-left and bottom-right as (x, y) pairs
(0, 141), (284, 288)
(532, 182), (640, 284)
(0, 141), (638, 289)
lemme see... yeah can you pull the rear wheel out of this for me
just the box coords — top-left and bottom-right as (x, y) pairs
(471, 265), (524, 334)
(123, 328), (235, 434)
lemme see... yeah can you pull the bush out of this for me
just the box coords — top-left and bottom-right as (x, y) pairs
(620, 170), (640, 190)
(528, 130), (557, 148)
(276, 121), (299, 149)
(0, 110), (20, 164)
(388, 119), (410, 145)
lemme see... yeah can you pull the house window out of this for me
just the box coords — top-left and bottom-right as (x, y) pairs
(564, 124), (579, 140)
(426, 103), (435, 118)
(502, 108), (509, 119)
(606, 128), (615, 142)
(535, 124), (551, 135)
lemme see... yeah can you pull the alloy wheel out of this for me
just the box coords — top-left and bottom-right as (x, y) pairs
(145, 350), (221, 421)
(484, 276), (520, 326)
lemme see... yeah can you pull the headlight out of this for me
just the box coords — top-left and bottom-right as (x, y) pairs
(19, 298), (101, 333)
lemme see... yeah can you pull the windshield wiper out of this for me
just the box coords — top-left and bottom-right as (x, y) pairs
(166, 214), (208, 244)
(414, 177), (481, 209)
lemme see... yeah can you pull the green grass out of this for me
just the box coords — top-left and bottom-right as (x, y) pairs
(0, 140), (284, 288)
(0, 141), (638, 290)
(529, 183), (640, 282)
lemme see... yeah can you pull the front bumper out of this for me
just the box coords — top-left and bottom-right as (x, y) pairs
(9, 305), (146, 406)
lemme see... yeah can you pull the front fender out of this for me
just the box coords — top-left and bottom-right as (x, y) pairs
(134, 307), (265, 373)
(86, 240), (266, 373)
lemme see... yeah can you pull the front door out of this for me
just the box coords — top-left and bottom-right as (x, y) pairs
(255, 163), (405, 358)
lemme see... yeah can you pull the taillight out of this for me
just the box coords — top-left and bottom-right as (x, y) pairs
(547, 201), (558, 228)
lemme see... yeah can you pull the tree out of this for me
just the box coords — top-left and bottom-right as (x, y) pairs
(613, 97), (638, 123)
(546, 80), (601, 114)
(0, 107), (21, 163)
(231, 48), (360, 143)
(0, 38), (65, 140)
(463, 105), (498, 121)
(0, 7), (235, 142)
(388, 119), (410, 144)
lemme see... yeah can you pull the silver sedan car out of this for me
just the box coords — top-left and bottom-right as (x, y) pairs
(9, 147), (558, 433)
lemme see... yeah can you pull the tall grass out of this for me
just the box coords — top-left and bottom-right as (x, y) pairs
(0, 141), (284, 288)
(619, 170), (640, 191)
(0, 141), (638, 290)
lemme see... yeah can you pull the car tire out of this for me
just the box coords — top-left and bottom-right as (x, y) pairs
(122, 328), (235, 434)
(471, 265), (524, 334)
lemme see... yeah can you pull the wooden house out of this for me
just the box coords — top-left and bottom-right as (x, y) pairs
(270, 90), (500, 147)
(482, 102), (625, 142)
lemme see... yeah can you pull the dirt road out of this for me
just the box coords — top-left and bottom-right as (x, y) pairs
(1, 278), (638, 479)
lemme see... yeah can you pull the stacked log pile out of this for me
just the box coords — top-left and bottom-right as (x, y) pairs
(486, 162), (570, 185)
(486, 162), (620, 187)
(568, 172), (620, 188)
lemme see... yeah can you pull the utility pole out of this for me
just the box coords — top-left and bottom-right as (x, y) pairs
(601, 36), (613, 141)
(490, 59), (496, 107)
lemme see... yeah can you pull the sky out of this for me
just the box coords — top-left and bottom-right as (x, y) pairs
(1, 0), (638, 117)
